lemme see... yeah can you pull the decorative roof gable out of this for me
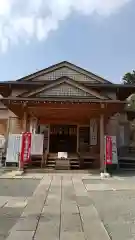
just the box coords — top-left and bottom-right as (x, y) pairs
(39, 82), (91, 98)
(25, 78), (108, 100)
(17, 61), (112, 84)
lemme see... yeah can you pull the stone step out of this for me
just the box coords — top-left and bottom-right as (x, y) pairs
(47, 160), (55, 163)
(46, 163), (56, 167)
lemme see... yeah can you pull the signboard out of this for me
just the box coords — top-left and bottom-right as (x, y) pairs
(40, 125), (49, 150)
(104, 136), (118, 165)
(111, 136), (118, 164)
(31, 134), (44, 155)
(20, 132), (31, 166)
(90, 119), (97, 145)
(0, 135), (5, 149)
(58, 152), (68, 159)
(6, 134), (22, 163)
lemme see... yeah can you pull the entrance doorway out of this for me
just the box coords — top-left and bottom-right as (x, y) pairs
(49, 125), (77, 153)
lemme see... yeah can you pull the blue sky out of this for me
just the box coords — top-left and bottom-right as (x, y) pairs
(0, 0), (134, 83)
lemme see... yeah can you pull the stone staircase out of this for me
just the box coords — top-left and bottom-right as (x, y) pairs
(46, 153), (80, 169)
(46, 153), (56, 168)
(69, 153), (80, 169)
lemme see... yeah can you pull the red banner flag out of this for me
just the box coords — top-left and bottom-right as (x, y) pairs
(20, 132), (31, 167)
(105, 136), (112, 165)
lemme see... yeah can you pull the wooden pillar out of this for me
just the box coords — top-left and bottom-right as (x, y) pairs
(23, 112), (27, 132)
(29, 117), (38, 134)
(100, 114), (104, 170)
(6, 117), (10, 136)
(77, 125), (79, 152)
(23, 103), (27, 132)
(47, 124), (50, 153)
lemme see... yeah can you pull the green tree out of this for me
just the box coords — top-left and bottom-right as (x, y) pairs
(123, 71), (135, 84)
(126, 94), (135, 111)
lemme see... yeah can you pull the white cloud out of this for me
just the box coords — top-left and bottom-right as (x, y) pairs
(0, 0), (12, 16)
(0, 0), (132, 52)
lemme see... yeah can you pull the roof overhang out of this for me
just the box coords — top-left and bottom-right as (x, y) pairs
(0, 96), (126, 103)
(0, 97), (126, 119)
(0, 81), (135, 90)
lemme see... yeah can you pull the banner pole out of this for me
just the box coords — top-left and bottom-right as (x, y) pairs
(104, 158), (107, 173)
(104, 136), (106, 173)
(18, 153), (23, 171)
(18, 153), (21, 171)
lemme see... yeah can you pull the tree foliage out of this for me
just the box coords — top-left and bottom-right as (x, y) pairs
(123, 71), (135, 84)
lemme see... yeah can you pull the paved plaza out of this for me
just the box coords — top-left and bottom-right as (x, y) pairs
(0, 172), (135, 239)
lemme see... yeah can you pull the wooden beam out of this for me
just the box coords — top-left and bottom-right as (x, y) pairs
(28, 102), (102, 110)
(22, 103), (27, 132)
(39, 119), (91, 125)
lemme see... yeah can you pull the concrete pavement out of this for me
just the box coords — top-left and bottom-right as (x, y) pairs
(0, 172), (135, 239)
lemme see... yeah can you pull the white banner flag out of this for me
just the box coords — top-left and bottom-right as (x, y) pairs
(31, 134), (44, 155)
(6, 134), (22, 163)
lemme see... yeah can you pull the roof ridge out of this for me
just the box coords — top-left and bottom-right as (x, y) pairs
(17, 61), (111, 84)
